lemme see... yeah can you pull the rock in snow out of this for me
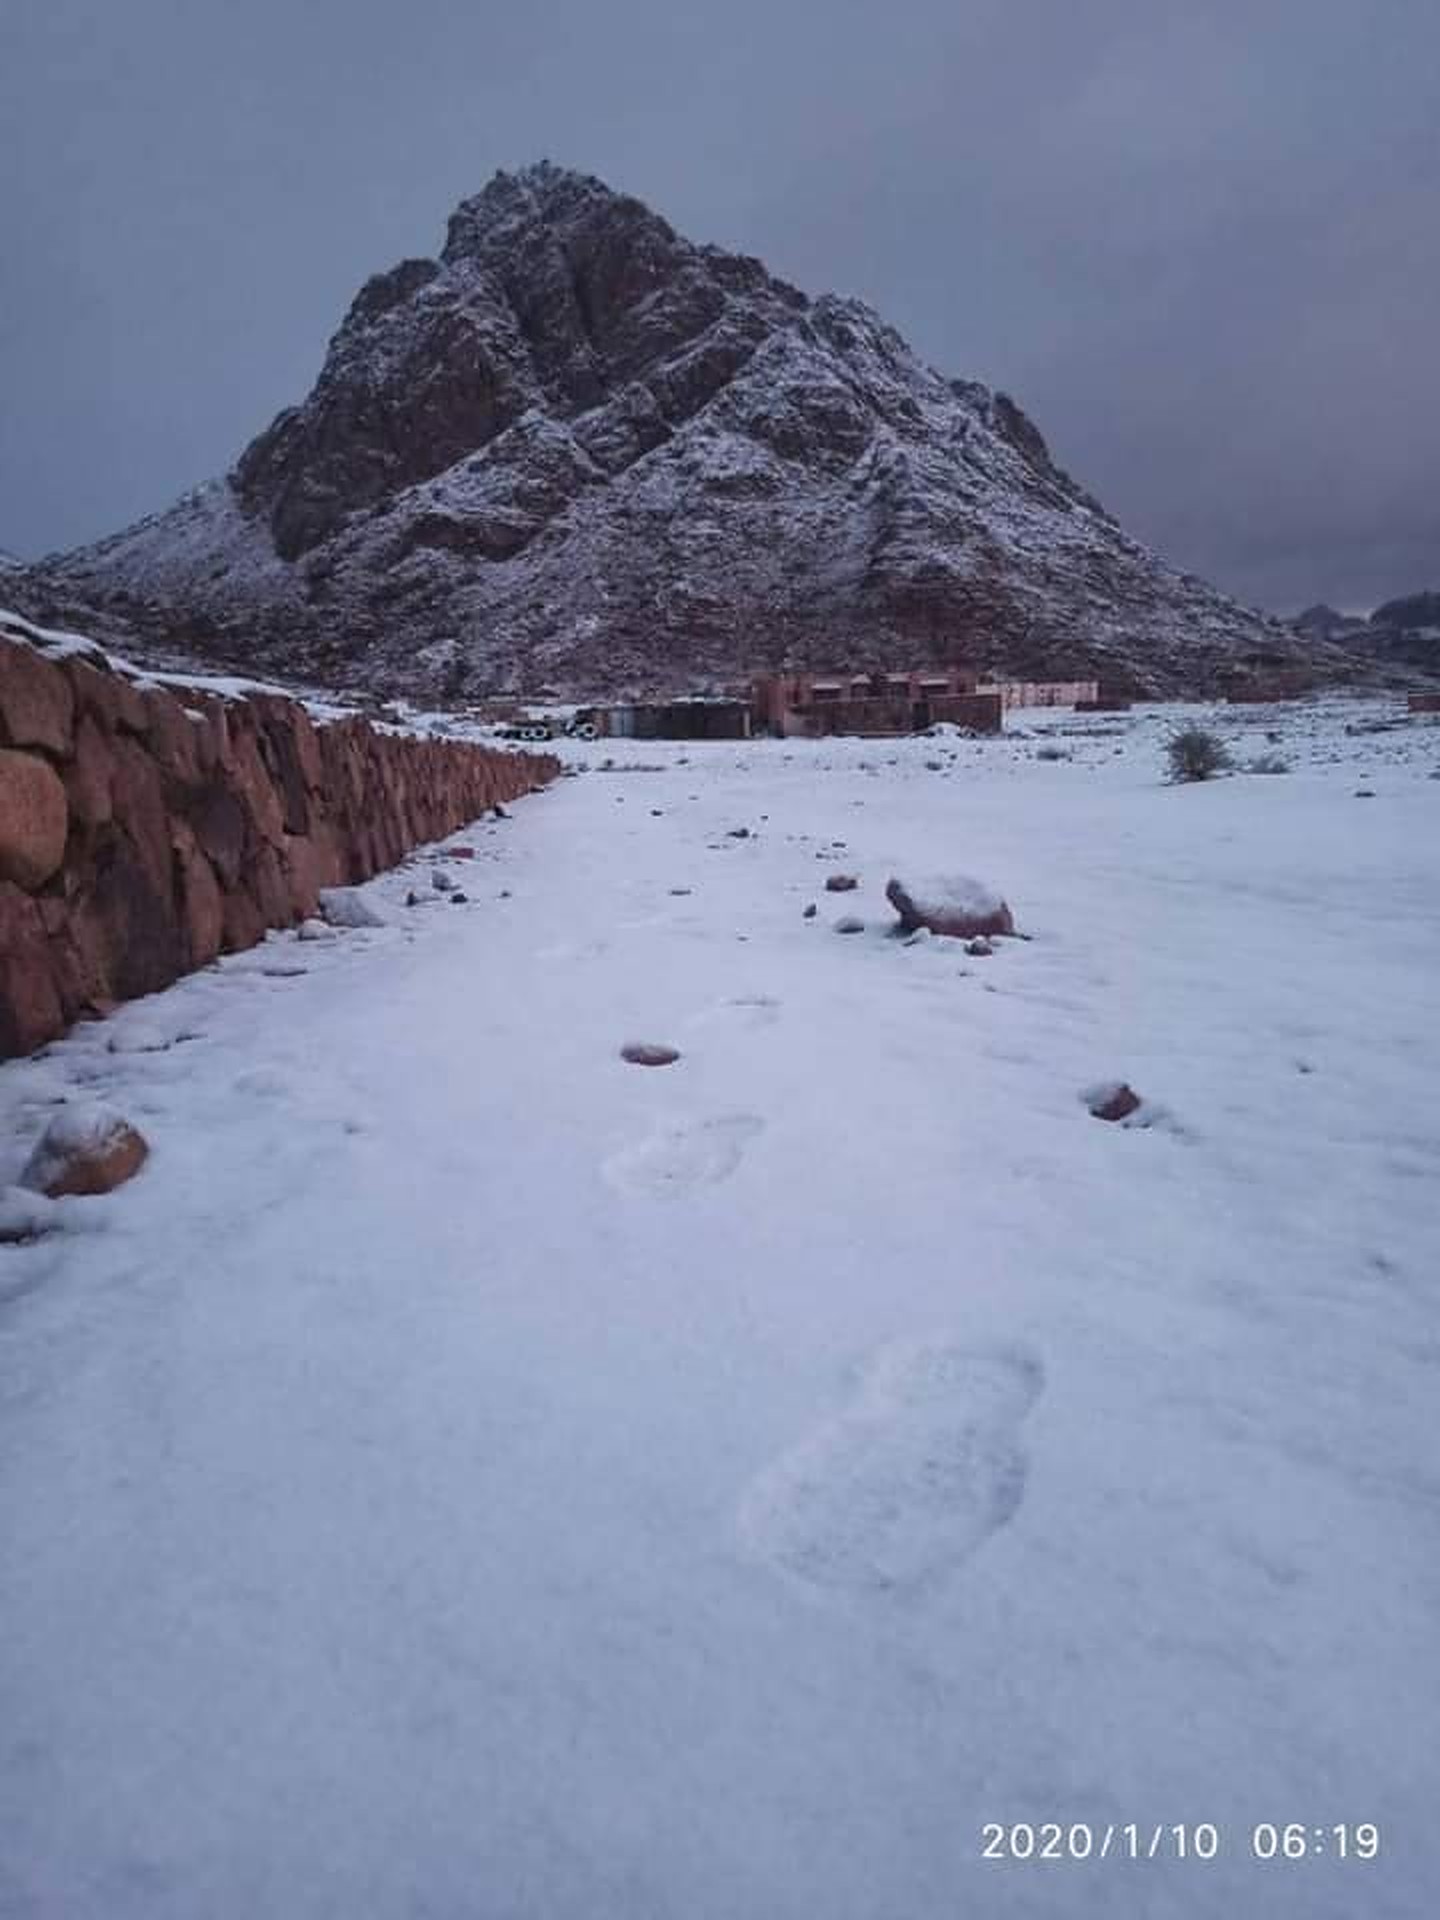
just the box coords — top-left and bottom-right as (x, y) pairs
(1084, 1081), (1144, 1123)
(318, 887), (387, 929)
(105, 1019), (176, 1054)
(20, 1104), (150, 1198)
(885, 873), (1015, 939)
(15, 163), (1358, 701)
(620, 1043), (681, 1067)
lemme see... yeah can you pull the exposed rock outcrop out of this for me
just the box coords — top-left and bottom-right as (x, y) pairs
(20, 164), (1366, 701)
(1352, 590), (1440, 672)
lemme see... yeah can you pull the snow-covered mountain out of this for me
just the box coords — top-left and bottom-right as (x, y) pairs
(25, 163), (1363, 698)
(1292, 602), (1368, 641)
(1291, 591), (1439, 671)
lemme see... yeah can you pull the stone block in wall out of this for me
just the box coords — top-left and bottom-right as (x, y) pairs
(44, 923), (105, 1029)
(0, 638), (75, 756)
(109, 735), (174, 903)
(282, 829), (343, 921)
(185, 691), (233, 773)
(0, 882), (64, 1057)
(188, 781), (248, 889)
(221, 882), (268, 955)
(65, 712), (116, 828)
(0, 749), (69, 890)
(84, 833), (187, 1004)
(229, 720), (287, 849)
(247, 843), (294, 931)
(172, 820), (225, 968)
(142, 686), (205, 787)
(58, 897), (119, 1014)
(290, 704), (325, 792)
(253, 702), (312, 837)
(65, 655), (149, 736)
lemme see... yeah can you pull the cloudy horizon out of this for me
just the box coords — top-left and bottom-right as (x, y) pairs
(3, 0), (1436, 614)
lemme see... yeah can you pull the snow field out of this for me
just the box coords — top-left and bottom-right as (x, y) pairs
(1, 699), (1437, 1918)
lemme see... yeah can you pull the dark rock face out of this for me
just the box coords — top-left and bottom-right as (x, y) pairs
(1313, 589), (1440, 672)
(27, 162), (1368, 699)
(229, 166), (803, 568)
(1293, 602), (1365, 640)
(1371, 590), (1440, 631)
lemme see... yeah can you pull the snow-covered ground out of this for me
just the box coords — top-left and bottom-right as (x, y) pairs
(2, 699), (1438, 1919)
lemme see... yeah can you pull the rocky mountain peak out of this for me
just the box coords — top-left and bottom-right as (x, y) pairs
(26, 165), (1377, 699)
(232, 163), (807, 563)
(442, 161), (679, 266)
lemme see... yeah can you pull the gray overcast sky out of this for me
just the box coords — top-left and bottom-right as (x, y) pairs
(2, 0), (1436, 611)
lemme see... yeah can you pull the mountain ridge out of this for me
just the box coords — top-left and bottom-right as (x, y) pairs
(21, 162), (1373, 698)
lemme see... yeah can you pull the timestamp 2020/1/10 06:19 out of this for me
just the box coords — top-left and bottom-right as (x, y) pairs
(980, 1822), (1381, 1863)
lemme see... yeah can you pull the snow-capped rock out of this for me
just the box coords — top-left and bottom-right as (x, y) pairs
(20, 1104), (150, 1198)
(884, 873), (1014, 939)
(317, 886), (388, 929)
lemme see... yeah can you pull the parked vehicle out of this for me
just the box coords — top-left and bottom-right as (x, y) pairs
(496, 713), (601, 743)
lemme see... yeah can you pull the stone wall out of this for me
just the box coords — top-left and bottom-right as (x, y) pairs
(0, 631), (559, 1059)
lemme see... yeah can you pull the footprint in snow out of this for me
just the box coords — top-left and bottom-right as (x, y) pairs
(739, 1337), (1044, 1597)
(604, 1113), (765, 1196)
(233, 1066), (294, 1099)
(535, 937), (611, 962)
(687, 994), (783, 1033)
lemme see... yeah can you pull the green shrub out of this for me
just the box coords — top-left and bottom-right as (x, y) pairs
(1165, 726), (1232, 782)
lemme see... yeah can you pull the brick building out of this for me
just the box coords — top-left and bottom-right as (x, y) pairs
(752, 667), (1098, 737)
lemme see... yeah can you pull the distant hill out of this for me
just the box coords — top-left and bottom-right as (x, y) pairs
(1293, 602), (1368, 640)
(1353, 589), (1440, 671)
(1371, 590), (1440, 634)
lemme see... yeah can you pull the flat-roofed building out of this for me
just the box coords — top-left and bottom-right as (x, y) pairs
(753, 666), (994, 736)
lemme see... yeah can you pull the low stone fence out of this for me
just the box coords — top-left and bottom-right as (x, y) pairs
(0, 630), (558, 1058)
